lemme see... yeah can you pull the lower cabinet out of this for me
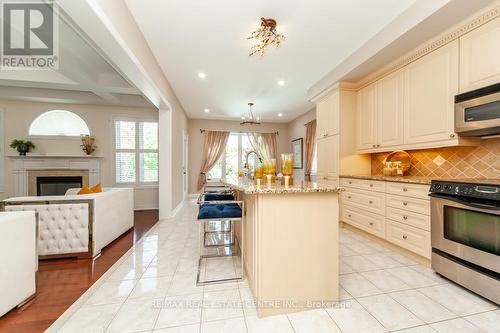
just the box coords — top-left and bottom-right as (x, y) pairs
(340, 177), (431, 259)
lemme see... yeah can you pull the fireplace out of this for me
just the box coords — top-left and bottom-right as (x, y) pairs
(36, 176), (83, 196)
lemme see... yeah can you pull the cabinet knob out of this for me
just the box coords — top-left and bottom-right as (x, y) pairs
(403, 216), (408, 220)
(348, 181), (352, 184)
(376, 144), (381, 147)
(369, 200), (373, 204)
(450, 133), (456, 138)
(348, 196), (352, 199)
(348, 214), (352, 218)
(403, 235), (408, 240)
(403, 202), (408, 206)
(372, 144), (376, 148)
(403, 188), (408, 192)
(369, 184), (373, 188)
(369, 222), (373, 226)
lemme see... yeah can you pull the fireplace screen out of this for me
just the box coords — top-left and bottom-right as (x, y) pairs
(37, 176), (83, 196)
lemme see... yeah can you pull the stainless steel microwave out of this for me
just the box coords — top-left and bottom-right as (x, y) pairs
(455, 83), (500, 137)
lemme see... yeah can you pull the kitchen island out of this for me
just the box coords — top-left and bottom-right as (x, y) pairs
(224, 177), (341, 317)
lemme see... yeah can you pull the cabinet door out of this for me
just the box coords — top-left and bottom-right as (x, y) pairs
(404, 40), (458, 144)
(357, 83), (378, 150)
(316, 90), (340, 139)
(377, 71), (404, 147)
(460, 17), (500, 93)
(316, 134), (339, 179)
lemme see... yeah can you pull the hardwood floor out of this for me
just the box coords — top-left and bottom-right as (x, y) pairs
(0, 210), (159, 333)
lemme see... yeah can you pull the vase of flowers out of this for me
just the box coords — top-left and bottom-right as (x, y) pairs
(10, 139), (35, 156)
(80, 135), (97, 155)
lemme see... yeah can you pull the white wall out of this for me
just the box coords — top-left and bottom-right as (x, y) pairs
(287, 108), (316, 181)
(188, 119), (290, 193)
(0, 99), (159, 210)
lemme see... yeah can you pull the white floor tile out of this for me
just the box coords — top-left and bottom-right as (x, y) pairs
(418, 284), (497, 316)
(342, 255), (381, 272)
(363, 253), (403, 269)
(386, 252), (418, 266)
(339, 287), (353, 301)
(340, 273), (382, 298)
(357, 294), (424, 331)
(154, 323), (200, 333)
(394, 325), (437, 333)
(464, 310), (500, 333)
(85, 280), (136, 306)
(361, 270), (411, 292)
(202, 288), (243, 322)
(385, 267), (437, 288)
(287, 308), (341, 333)
(407, 265), (448, 284)
(167, 272), (204, 296)
(246, 314), (294, 333)
(239, 287), (258, 317)
(129, 276), (172, 300)
(389, 289), (457, 323)
(107, 264), (146, 281)
(201, 317), (246, 333)
(59, 303), (121, 333)
(325, 299), (386, 333)
(430, 318), (483, 333)
(106, 297), (161, 333)
(155, 293), (203, 329)
(339, 259), (356, 274)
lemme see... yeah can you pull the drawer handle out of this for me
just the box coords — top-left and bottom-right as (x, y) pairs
(369, 200), (373, 204)
(403, 216), (408, 220)
(348, 196), (351, 199)
(348, 214), (352, 218)
(402, 235), (408, 240)
(369, 184), (373, 187)
(403, 188), (408, 192)
(369, 222), (373, 226)
(403, 202), (408, 206)
(349, 181), (352, 184)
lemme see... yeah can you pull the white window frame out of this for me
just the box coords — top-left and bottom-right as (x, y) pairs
(0, 109), (4, 193)
(113, 116), (159, 188)
(28, 110), (91, 139)
(207, 133), (248, 182)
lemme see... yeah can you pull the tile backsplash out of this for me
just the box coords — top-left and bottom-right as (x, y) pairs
(371, 138), (500, 179)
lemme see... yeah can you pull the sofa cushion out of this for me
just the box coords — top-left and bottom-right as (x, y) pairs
(198, 203), (242, 220)
(204, 194), (235, 201)
(91, 183), (103, 193)
(78, 185), (92, 195)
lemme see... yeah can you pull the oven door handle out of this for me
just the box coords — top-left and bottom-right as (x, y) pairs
(429, 193), (500, 211)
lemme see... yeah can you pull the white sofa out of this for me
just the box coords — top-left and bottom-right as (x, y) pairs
(0, 211), (37, 317)
(3, 188), (134, 258)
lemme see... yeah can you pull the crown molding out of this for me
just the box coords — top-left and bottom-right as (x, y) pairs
(356, 4), (500, 90)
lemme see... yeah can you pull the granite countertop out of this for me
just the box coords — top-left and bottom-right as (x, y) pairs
(222, 177), (342, 194)
(340, 174), (433, 185)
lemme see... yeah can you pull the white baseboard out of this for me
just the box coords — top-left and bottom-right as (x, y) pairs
(170, 199), (185, 217)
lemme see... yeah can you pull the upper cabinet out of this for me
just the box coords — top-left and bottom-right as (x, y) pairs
(356, 83), (378, 150)
(404, 40), (458, 145)
(316, 134), (339, 180)
(377, 71), (405, 148)
(316, 89), (340, 139)
(460, 17), (500, 93)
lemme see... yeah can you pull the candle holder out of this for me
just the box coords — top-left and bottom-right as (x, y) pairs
(263, 159), (276, 184)
(281, 153), (293, 185)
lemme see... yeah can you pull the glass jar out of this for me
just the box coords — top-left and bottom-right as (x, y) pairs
(281, 153), (294, 185)
(263, 159), (277, 183)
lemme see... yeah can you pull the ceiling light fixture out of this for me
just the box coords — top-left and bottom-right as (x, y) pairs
(277, 80), (285, 86)
(204, 108), (210, 113)
(240, 102), (261, 125)
(247, 17), (286, 57)
(278, 113), (283, 117)
(198, 72), (206, 79)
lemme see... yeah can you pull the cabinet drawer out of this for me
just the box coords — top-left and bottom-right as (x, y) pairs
(386, 182), (430, 199)
(386, 220), (431, 258)
(386, 194), (430, 215)
(386, 206), (430, 231)
(341, 188), (386, 215)
(340, 178), (385, 193)
(341, 205), (385, 239)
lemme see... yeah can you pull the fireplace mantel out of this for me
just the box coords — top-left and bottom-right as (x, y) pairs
(9, 155), (101, 196)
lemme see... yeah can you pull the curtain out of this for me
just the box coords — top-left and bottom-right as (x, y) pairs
(246, 132), (278, 162)
(197, 130), (230, 190)
(304, 120), (317, 181)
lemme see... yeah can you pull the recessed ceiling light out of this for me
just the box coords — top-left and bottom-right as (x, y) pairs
(278, 113), (283, 117)
(198, 72), (206, 79)
(204, 108), (210, 113)
(277, 80), (285, 86)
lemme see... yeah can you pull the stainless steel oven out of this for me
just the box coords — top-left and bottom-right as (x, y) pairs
(455, 83), (500, 136)
(430, 179), (499, 304)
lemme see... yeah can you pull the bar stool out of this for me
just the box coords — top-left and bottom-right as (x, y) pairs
(196, 188), (244, 285)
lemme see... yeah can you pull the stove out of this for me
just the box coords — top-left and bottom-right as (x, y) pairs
(429, 178), (499, 304)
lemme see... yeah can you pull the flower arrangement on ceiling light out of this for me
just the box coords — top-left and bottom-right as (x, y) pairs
(247, 17), (286, 57)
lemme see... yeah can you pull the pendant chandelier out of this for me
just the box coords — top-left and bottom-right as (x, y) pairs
(247, 17), (286, 57)
(240, 102), (261, 125)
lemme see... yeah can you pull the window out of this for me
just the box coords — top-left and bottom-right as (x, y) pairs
(207, 133), (258, 181)
(29, 110), (90, 136)
(114, 119), (158, 185)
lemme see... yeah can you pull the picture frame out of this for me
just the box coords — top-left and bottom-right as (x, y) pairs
(292, 138), (303, 169)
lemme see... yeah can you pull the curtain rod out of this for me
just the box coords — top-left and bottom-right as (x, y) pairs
(303, 119), (316, 126)
(200, 129), (279, 135)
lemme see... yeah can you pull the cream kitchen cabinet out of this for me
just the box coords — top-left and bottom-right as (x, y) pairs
(317, 134), (339, 180)
(340, 177), (431, 259)
(356, 83), (378, 150)
(460, 17), (500, 93)
(316, 88), (340, 139)
(404, 40), (459, 145)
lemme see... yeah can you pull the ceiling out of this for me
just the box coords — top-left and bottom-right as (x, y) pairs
(0, 11), (154, 108)
(125, 0), (416, 122)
